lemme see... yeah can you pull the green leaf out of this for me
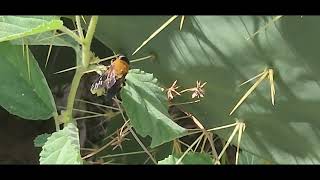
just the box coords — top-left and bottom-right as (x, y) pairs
(238, 150), (272, 164)
(121, 69), (187, 148)
(0, 16), (63, 42)
(10, 32), (78, 48)
(93, 16), (320, 164)
(39, 123), (82, 164)
(34, 133), (51, 147)
(0, 42), (56, 120)
(158, 152), (213, 164)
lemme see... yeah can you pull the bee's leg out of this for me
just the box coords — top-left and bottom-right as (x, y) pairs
(105, 80), (122, 101)
(121, 77), (126, 87)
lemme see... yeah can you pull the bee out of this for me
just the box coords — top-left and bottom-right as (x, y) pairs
(90, 54), (130, 100)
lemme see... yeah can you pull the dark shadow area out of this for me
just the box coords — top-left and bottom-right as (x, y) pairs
(0, 107), (55, 164)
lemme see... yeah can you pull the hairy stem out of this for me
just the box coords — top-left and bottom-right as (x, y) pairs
(75, 16), (84, 39)
(53, 112), (60, 131)
(63, 16), (99, 124)
(82, 16), (98, 67)
(59, 26), (82, 44)
(64, 69), (84, 124)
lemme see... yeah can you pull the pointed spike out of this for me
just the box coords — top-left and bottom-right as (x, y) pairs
(239, 70), (266, 87)
(235, 122), (245, 165)
(132, 15), (178, 55)
(268, 69), (275, 106)
(230, 70), (268, 115)
(179, 16), (185, 31)
(217, 124), (240, 160)
(53, 66), (80, 74)
(26, 44), (31, 80)
(45, 31), (57, 68)
(246, 16), (283, 40)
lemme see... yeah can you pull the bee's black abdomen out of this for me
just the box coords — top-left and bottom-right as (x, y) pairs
(104, 78), (123, 101)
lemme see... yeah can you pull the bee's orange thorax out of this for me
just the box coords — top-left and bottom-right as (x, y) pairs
(112, 59), (129, 79)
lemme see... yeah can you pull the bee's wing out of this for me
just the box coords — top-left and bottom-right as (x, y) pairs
(104, 69), (117, 89)
(90, 74), (107, 93)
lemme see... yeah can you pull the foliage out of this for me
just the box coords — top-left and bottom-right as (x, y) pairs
(121, 69), (186, 148)
(1, 15), (318, 164)
(39, 123), (82, 164)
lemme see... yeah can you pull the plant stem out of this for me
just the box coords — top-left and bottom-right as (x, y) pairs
(53, 112), (60, 131)
(75, 16), (84, 39)
(63, 16), (99, 124)
(113, 98), (157, 164)
(176, 134), (205, 164)
(170, 100), (200, 106)
(59, 26), (82, 44)
(82, 16), (99, 67)
(64, 69), (84, 124)
(100, 150), (153, 159)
